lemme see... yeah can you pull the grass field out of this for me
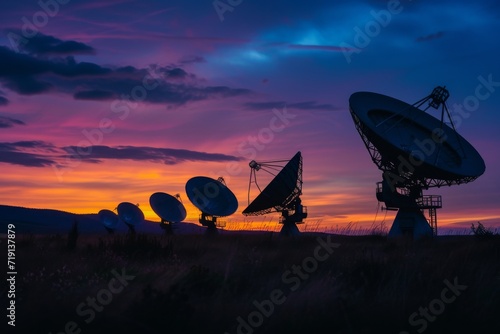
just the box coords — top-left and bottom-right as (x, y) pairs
(7, 231), (500, 334)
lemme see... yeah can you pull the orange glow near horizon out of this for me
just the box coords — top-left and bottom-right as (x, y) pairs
(2, 158), (499, 233)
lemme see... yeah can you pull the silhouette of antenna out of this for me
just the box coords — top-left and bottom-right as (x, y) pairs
(243, 151), (308, 236)
(117, 202), (144, 234)
(349, 87), (485, 239)
(185, 176), (238, 234)
(149, 192), (187, 235)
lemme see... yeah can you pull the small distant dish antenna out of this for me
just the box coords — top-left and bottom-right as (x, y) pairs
(98, 209), (119, 234)
(117, 202), (144, 234)
(349, 86), (485, 239)
(149, 192), (187, 235)
(243, 151), (308, 236)
(185, 176), (238, 234)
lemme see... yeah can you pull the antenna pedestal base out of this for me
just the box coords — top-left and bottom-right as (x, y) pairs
(200, 213), (219, 235)
(280, 222), (300, 236)
(160, 221), (174, 235)
(205, 224), (219, 235)
(278, 202), (307, 237)
(388, 208), (433, 240)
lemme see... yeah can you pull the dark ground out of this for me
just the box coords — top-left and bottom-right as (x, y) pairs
(3, 231), (500, 334)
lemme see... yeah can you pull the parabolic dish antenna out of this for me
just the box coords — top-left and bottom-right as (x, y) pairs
(98, 209), (119, 234)
(185, 176), (238, 233)
(243, 151), (308, 236)
(149, 192), (187, 234)
(117, 202), (144, 234)
(350, 90), (485, 186)
(349, 86), (485, 239)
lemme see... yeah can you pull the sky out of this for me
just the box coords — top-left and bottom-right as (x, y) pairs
(0, 0), (499, 232)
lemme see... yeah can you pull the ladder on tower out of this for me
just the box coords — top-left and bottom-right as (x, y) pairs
(428, 207), (438, 236)
(416, 195), (441, 237)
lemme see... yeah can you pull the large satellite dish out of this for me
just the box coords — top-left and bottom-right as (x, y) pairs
(243, 151), (308, 236)
(185, 176), (238, 234)
(98, 209), (119, 234)
(149, 192), (187, 234)
(349, 86), (485, 238)
(117, 202), (144, 234)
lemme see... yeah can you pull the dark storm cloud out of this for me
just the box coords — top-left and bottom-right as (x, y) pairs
(0, 116), (25, 128)
(244, 101), (336, 111)
(0, 141), (56, 167)
(62, 145), (242, 165)
(416, 31), (445, 42)
(6, 30), (96, 55)
(0, 37), (251, 105)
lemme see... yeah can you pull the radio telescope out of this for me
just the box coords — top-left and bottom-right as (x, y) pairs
(349, 86), (485, 239)
(185, 176), (238, 234)
(149, 192), (187, 234)
(117, 202), (144, 234)
(243, 151), (308, 236)
(98, 209), (119, 234)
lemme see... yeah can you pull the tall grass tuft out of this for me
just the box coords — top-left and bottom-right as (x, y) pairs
(471, 221), (495, 238)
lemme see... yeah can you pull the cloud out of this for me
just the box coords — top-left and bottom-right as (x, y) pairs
(0, 141), (56, 167)
(0, 116), (25, 128)
(1, 75), (53, 95)
(62, 145), (242, 165)
(7, 30), (96, 55)
(67, 74), (251, 104)
(0, 96), (8, 106)
(0, 38), (251, 105)
(74, 90), (116, 101)
(0, 140), (241, 168)
(289, 101), (337, 110)
(178, 55), (206, 65)
(416, 31), (445, 42)
(157, 67), (189, 80)
(0, 46), (108, 95)
(51, 57), (112, 77)
(244, 100), (336, 111)
(0, 46), (108, 77)
(287, 44), (353, 52)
